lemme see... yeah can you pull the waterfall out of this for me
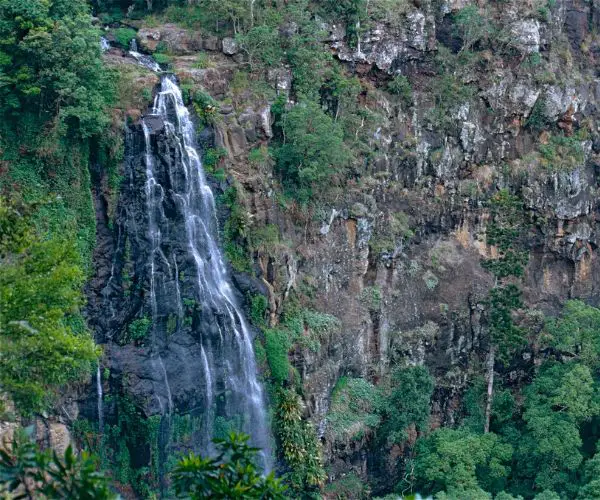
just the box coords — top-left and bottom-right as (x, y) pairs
(138, 74), (271, 468)
(129, 39), (162, 72)
(96, 365), (104, 434)
(100, 36), (110, 52)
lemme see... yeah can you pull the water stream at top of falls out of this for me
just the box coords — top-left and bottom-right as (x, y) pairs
(139, 72), (271, 468)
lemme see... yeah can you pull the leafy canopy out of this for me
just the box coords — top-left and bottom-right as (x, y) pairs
(274, 100), (350, 203)
(0, 430), (115, 499)
(0, 197), (99, 414)
(172, 432), (286, 499)
(414, 428), (512, 497)
(0, 0), (114, 137)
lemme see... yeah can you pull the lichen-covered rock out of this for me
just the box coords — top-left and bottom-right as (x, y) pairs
(222, 37), (239, 55)
(137, 24), (202, 55)
(511, 19), (541, 54)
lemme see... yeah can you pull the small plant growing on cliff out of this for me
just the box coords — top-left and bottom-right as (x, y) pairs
(249, 293), (269, 328)
(191, 90), (219, 126)
(453, 5), (490, 53)
(125, 317), (152, 343)
(327, 377), (382, 441)
(388, 75), (413, 107)
(360, 286), (382, 312)
(274, 388), (326, 492)
(538, 133), (585, 172)
(526, 98), (549, 132)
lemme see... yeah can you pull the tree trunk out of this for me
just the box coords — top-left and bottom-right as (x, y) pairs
(484, 345), (495, 433)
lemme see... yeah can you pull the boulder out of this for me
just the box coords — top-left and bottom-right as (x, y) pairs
(222, 37), (239, 55)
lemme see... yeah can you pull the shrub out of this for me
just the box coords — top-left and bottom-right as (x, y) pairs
(264, 328), (291, 383)
(152, 53), (172, 66)
(388, 75), (413, 106)
(125, 317), (152, 343)
(172, 432), (286, 498)
(113, 28), (137, 49)
(274, 101), (351, 203)
(249, 293), (269, 328)
(274, 388), (326, 492)
(327, 377), (382, 441)
(538, 134), (585, 172)
(379, 365), (434, 446)
(0, 432), (114, 499)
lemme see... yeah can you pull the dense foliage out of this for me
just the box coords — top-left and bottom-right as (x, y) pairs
(172, 432), (286, 499)
(2, 0), (599, 498)
(0, 0), (113, 136)
(407, 300), (600, 499)
(1, 432), (284, 499)
(0, 197), (99, 414)
(0, 431), (115, 499)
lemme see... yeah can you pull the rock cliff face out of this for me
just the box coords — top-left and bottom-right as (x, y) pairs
(85, 0), (600, 491)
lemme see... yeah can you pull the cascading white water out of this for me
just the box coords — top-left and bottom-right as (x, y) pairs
(139, 74), (271, 468)
(100, 36), (111, 52)
(129, 39), (162, 73)
(96, 365), (104, 433)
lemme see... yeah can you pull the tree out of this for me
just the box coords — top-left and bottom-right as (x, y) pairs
(236, 24), (283, 70)
(414, 428), (512, 497)
(379, 366), (434, 446)
(274, 100), (351, 203)
(578, 453), (600, 499)
(453, 5), (491, 53)
(516, 362), (599, 495)
(0, 197), (99, 414)
(0, 431), (115, 499)
(481, 190), (529, 433)
(172, 432), (286, 499)
(0, 0), (114, 137)
(544, 300), (600, 370)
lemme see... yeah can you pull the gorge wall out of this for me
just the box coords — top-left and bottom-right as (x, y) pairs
(70, 0), (600, 496)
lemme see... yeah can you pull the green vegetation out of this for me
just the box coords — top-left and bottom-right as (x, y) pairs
(327, 377), (381, 441)
(249, 293), (269, 329)
(2, 431), (285, 499)
(538, 133), (585, 172)
(324, 472), (370, 499)
(360, 286), (382, 312)
(414, 428), (512, 497)
(371, 211), (414, 256)
(0, 0), (114, 137)
(409, 300), (600, 499)
(219, 184), (252, 272)
(0, 197), (99, 415)
(453, 5), (491, 53)
(264, 328), (291, 383)
(112, 27), (137, 48)
(100, 394), (162, 496)
(256, 301), (339, 492)
(3, 1), (598, 499)
(273, 388), (326, 492)
(0, 431), (115, 499)
(123, 317), (152, 344)
(388, 75), (413, 106)
(273, 100), (351, 204)
(378, 366), (435, 446)
(173, 432), (286, 498)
